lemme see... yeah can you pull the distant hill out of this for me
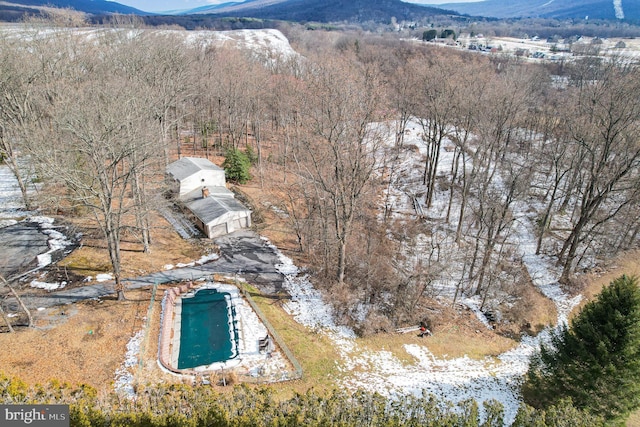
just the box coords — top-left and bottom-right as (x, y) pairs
(183, 0), (460, 23)
(431, 0), (640, 21)
(0, 0), (146, 19)
(3, 0), (637, 27)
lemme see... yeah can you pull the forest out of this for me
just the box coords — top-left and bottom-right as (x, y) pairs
(1, 16), (639, 331)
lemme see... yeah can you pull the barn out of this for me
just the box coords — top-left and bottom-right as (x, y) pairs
(166, 157), (252, 238)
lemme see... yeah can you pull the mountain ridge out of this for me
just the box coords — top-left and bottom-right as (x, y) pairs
(182, 0), (459, 23)
(0, 0), (638, 24)
(1, 0), (145, 15)
(430, 0), (639, 21)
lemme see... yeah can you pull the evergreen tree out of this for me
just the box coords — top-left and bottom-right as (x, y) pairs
(523, 275), (640, 423)
(222, 148), (251, 184)
(422, 29), (438, 41)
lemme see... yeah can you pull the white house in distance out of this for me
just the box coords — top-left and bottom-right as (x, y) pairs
(166, 157), (252, 238)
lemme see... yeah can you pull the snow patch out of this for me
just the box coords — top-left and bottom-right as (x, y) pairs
(114, 329), (144, 398)
(29, 215), (74, 268)
(172, 253), (220, 269)
(30, 280), (66, 291)
(96, 273), (114, 282)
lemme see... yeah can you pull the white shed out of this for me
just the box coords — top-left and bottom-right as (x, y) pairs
(166, 157), (252, 238)
(166, 157), (227, 198)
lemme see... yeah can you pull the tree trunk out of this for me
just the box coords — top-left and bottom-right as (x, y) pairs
(0, 301), (15, 333)
(446, 147), (461, 223)
(536, 174), (561, 255)
(337, 238), (346, 285)
(2, 275), (33, 328)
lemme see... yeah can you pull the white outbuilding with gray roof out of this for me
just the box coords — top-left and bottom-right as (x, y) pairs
(166, 157), (252, 238)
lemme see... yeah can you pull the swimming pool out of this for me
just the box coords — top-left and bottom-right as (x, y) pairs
(177, 288), (239, 370)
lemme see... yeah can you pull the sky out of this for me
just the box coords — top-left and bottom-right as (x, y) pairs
(111, 0), (482, 13)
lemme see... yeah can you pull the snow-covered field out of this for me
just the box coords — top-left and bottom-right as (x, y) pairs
(274, 238), (565, 423)
(426, 33), (640, 64)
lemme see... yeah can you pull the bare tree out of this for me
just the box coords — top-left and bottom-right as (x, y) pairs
(212, 48), (253, 150)
(392, 223), (449, 321)
(125, 32), (194, 163)
(448, 58), (491, 235)
(470, 160), (531, 296)
(556, 64), (640, 281)
(0, 35), (41, 211)
(294, 52), (386, 285)
(266, 72), (304, 184)
(29, 41), (158, 300)
(411, 55), (459, 208)
(534, 130), (573, 255)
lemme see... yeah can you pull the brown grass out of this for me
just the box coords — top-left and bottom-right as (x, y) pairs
(577, 249), (640, 306)
(0, 290), (147, 389)
(0, 212), (207, 391)
(249, 292), (342, 397)
(59, 213), (209, 279)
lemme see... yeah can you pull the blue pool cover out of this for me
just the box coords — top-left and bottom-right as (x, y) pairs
(177, 289), (239, 369)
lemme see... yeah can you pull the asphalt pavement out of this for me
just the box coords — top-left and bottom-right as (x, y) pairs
(21, 230), (286, 310)
(0, 222), (49, 279)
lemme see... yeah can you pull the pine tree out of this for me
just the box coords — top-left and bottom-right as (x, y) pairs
(523, 275), (640, 423)
(222, 148), (251, 184)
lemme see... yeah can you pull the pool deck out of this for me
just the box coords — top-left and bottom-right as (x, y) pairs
(170, 298), (181, 369)
(159, 281), (289, 380)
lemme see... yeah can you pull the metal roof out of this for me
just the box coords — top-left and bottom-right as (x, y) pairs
(186, 195), (251, 225)
(166, 157), (224, 182)
(182, 186), (234, 203)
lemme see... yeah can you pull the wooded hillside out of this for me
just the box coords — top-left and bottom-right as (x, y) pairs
(1, 23), (639, 334)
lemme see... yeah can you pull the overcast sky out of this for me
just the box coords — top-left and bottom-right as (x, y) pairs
(112, 0), (481, 13)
